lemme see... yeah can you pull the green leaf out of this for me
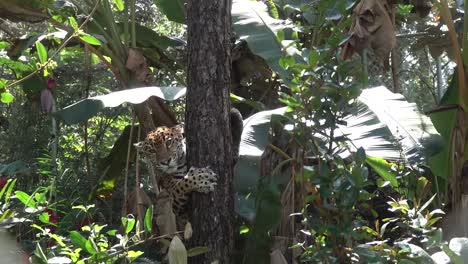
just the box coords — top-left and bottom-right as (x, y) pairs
(428, 74), (459, 184)
(308, 49), (319, 67)
(0, 160), (30, 176)
(78, 34), (101, 46)
(39, 212), (50, 224)
(416, 176), (429, 198)
(0, 41), (10, 50)
(35, 42), (47, 64)
(116, 23), (185, 50)
(0, 79), (6, 89)
(232, 0), (295, 81)
(127, 250), (144, 261)
(153, 0), (185, 23)
(168, 236), (187, 264)
(0, 179), (10, 201)
(235, 107), (287, 195)
(144, 206), (153, 234)
(417, 194), (436, 214)
(1, 178), (16, 203)
(239, 225), (249, 234)
(339, 86), (442, 162)
(34, 243), (48, 263)
(14, 191), (37, 208)
(68, 17), (78, 30)
(69, 231), (87, 250)
(106, 229), (117, 236)
(122, 217), (136, 234)
(1, 92), (14, 104)
(187, 247), (210, 257)
(365, 156), (398, 188)
(84, 239), (97, 254)
(54, 86), (186, 125)
(442, 244), (464, 264)
(279, 55), (295, 69)
(112, 0), (124, 11)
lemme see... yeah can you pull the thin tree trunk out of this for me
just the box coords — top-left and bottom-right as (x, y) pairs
(186, 0), (233, 263)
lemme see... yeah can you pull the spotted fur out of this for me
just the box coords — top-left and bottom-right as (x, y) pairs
(134, 109), (243, 213)
(134, 124), (217, 213)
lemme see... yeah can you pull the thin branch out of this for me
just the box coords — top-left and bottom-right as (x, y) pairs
(5, 0), (102, 90)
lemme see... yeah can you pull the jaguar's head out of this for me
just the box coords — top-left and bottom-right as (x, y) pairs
(134, 124), (186, 174)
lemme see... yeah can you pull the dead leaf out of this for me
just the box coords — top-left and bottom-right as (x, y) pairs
(183, 222), (192, 240)
(155, 190), (177, 236)
(125, 187), (152, 220)
(125, 48), (152, 84)
(342, 0), (396, 68)
(40, 89), (54, 114)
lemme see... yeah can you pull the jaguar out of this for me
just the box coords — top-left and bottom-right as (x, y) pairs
(134, 108), (243, 213)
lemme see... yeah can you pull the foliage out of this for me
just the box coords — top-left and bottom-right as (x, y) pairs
(0, 0), (467, 263)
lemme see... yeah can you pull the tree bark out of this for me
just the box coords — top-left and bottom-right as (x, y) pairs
(186, 0), (233, 262)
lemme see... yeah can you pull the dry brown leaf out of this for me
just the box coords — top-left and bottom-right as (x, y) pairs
(155, 190), (177, 236)
(183, 222), (192, 240)
(125, 48), (151, 84)
(342, 0), (396, 68)
(40, 89), (54, 114)
(125, 187), (152, 217)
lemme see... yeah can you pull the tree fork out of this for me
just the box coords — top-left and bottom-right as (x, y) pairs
(186, 0), (234, 262)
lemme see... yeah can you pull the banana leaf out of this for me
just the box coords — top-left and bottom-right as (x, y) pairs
(53, 86), (186, 125)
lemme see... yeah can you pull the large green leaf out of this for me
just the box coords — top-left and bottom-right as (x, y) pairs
(428, 74), (458, 184)
(153, 0), (185, 24)
(234, 86), (441, 220)
(339, 86), (442, 162)
(235, 107), (287, 194)
(54, 86), (186, 125)
(232, 0), (294, 81)
(116, 23), (185, 50)
(0, 160), (30, 176)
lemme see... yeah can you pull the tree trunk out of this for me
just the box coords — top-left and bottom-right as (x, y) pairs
(186, 0), (233, 262)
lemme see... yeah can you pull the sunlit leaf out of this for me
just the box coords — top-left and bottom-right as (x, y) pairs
(68, 17), (78, 30)
(122, 217), (136, 234)
(1, 92), (14, 104)
(365, 156), (398, 188)
(144, 206), (153, 234)
(38, 212), (50, 224)
(79, 34), (102, 46)
(338, 86), (442, 162)
(35, 42), (47, 64)
(69, 231), (87, 250)
(232, 0), (295, 81)
(127, 250), (144, 261)
(85, 239), (97, 254)
(54, 86), (186, 125)
(113, 0), (124, 11)
(14, 191), (36, 208)
(168, 236), (187, 264)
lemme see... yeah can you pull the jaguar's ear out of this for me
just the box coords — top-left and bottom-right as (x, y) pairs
(133, 141), (144, 150)
(174, 123), (185, 135)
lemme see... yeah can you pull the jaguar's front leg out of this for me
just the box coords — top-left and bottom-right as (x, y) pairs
(171, 167), (217, 212)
